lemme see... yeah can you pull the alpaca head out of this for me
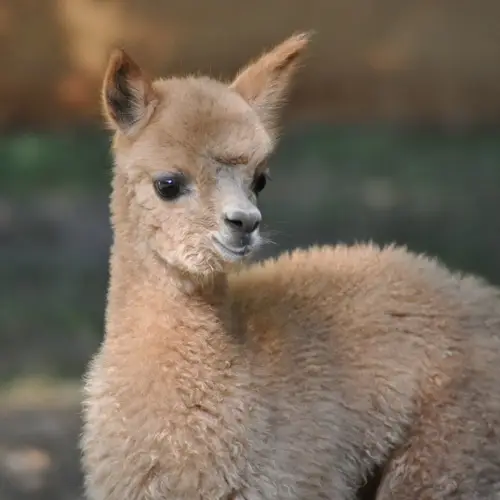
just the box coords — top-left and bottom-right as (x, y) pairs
(103, 33), (310, 281)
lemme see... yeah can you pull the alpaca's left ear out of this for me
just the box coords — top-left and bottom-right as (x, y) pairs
(102, 49), (158, 137)
(230, 32), (312, 134)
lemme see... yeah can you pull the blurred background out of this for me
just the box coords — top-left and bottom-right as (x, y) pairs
(1, 1), (500, 498)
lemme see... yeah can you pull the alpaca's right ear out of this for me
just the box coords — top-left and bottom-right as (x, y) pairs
(102, 49), (158, 136)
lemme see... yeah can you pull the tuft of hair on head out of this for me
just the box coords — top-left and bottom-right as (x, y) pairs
(101, 48), (159, 137)
(230, 31), (313, 136)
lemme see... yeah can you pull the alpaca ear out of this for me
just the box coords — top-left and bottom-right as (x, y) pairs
(102, 49), (158, 136)
(230, 32), (311, 133)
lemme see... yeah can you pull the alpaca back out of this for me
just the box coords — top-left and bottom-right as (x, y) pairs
(227, 242), (500, 498)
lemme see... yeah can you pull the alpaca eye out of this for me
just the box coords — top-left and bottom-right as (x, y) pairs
(154, 174), (186, 201)
(252, 173), (268, 195)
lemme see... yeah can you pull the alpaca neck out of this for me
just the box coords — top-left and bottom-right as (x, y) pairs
(105, 236), (236, 351)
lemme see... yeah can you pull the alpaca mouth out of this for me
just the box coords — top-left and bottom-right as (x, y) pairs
(212, 236), (252, 260)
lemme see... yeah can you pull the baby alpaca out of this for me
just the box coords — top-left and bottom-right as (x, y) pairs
(80, 33), (500, 500)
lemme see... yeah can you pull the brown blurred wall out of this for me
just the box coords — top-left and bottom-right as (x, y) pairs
(1, 0), (500, 130)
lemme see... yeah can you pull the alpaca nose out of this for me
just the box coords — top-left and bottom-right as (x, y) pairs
(224, 208), (261, 234)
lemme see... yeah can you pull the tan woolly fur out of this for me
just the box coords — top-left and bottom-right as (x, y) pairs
(80, 32), (500, 500)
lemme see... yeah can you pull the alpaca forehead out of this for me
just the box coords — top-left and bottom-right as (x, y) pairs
(150, 77), (273, 161)
(154, 75), (250, 117)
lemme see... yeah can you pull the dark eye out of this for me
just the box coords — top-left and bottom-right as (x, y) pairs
(252, 173), (268, 195)
(153, 174), (186, 201)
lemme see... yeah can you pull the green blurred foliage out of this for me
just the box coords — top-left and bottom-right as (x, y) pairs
(1, 124), (500, 382)
(0, 129), (110, 194)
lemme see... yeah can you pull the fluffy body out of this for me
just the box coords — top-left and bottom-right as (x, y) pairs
(81, 33), (500, 500)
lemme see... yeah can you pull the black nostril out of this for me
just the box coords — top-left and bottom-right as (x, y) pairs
(225, 217), (243, 229)
(249, 219), (260, 232)
(224, 210), (261, 234)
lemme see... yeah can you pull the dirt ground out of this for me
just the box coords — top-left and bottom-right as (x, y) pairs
(0, 380), (83, 500)
(0, 407), (82, 500)
(0, 383), (82, 500)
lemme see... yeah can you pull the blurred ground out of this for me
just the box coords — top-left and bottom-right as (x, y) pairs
(2, 2), (500, 499)
(0, 381), (81, 500)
